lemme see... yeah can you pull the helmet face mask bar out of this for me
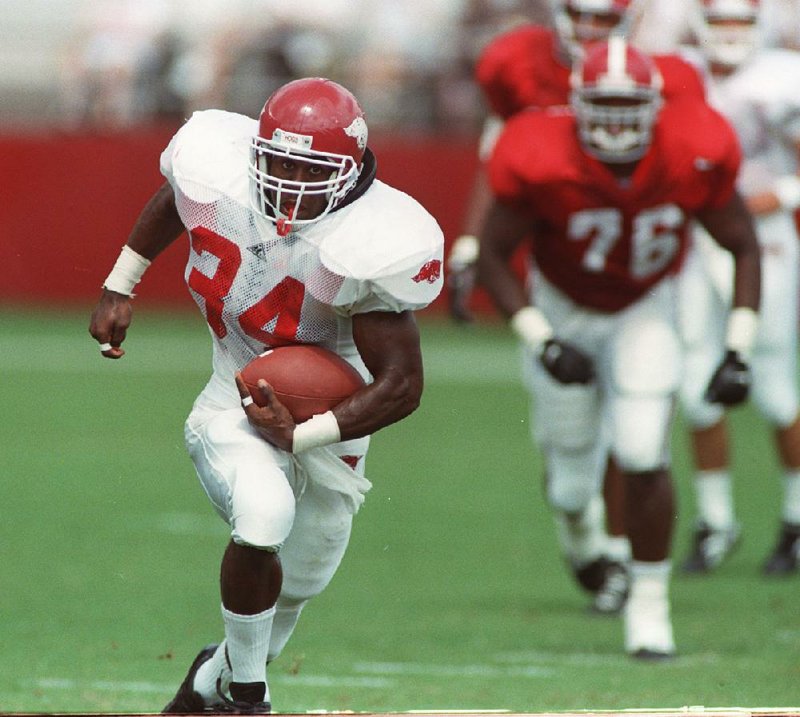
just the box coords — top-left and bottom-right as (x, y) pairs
(248, 77), (368, 235)
(249, 131), (360, 235)
(570, 35), (663, 164)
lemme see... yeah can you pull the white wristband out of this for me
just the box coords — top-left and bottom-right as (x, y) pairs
(726, 306), (758, 360)
(103, 245), (151, 296)
(292, 410), (341, 453)
(510, 306), (553, 351)
(447, 234), (479, 269)
(774, 175), (800, 212)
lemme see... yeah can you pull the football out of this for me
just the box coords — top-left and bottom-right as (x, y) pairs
(240, 344), (366, 422)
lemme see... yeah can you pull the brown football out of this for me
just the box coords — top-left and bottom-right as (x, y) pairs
(240, 345), (366, 422)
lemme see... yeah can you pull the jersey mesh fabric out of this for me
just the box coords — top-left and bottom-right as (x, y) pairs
(175, 177), (353, 371)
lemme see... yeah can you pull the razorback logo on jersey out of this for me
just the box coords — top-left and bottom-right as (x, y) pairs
(412, 259), (442, 284)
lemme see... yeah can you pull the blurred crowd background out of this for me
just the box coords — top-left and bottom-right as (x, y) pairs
(1, 0), (799, 134)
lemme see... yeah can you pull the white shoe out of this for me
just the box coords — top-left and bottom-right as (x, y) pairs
(624, 582), (675, 660)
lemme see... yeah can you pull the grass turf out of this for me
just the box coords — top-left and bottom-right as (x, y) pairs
(1, 308), (798, 713)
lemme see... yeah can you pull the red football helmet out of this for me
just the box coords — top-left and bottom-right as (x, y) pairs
(694, 0), (761, 68)
(249, 77), (368, 234)
(570, 36), (663, 163)
(553, 0), (643, 61)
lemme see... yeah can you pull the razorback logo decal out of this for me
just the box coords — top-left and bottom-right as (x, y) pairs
(412, 259), (442, 284)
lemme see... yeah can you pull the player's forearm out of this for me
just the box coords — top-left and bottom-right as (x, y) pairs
(102, 182), (185, 296)
(125, 181), (186, 260)
(334, 369), (423, 441)
(476, 247), (528, 318)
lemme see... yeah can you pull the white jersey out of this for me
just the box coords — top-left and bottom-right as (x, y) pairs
(160, 110), (445, 391)
(677, 47), (800, 429)
(679, 46), (800, 294)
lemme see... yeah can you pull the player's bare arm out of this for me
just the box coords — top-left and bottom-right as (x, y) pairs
(697, 190), (762, 405)
(696, 190), (761, 312)
(475, 199), (533, 317)
(235, 311), (424, 452)
(89, 182), (185, 358)
(341, 310), (424, 440)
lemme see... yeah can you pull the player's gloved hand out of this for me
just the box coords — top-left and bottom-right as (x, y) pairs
(704, 350), (751, 405)
(539, 339), (596, 385)
(447, 234), (479, 323)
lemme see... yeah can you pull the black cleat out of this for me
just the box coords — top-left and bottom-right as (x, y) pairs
(631, 648), (675, 662)
(681, 522), (741, 573)
(762, 522), (800, 575)
(573, 556), (613, 593)
(162, 644), (219, 714)
(216, 679), (271, 714)
(590, 561), (629, 615)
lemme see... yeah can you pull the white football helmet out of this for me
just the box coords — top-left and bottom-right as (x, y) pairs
(250, 77), (367, 235)
(552, 0), (644, 61)
(694, 0), (762, 68)
(570, 35), (663, 163)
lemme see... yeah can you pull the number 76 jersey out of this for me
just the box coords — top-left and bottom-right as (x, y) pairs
(488, 100), (742, 312)
(160, 110), (444, 374)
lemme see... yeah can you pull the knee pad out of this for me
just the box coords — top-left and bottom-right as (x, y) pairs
(611, 395), (672, 473)
(545, 444), (607, 514)
(752, 349), (800, 428)
(231, 464), (297, 549)
(531, 374), (601, 451)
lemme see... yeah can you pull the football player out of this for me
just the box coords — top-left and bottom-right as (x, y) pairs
(89, 78), (444, 712)
(677, 0), (800, 574)
(447, 0), (707, 616)
(477, 37), (761, 658)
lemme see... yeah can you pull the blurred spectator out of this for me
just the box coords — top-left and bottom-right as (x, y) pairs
(61, 0), (175, 128)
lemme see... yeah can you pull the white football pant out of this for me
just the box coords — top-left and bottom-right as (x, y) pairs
(679, 222), (799, 429)
(524, 274), (682, 514)
(184, 386), (369, 662)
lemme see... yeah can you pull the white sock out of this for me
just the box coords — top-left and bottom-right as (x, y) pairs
(268, 600), (306, 663)
(781, 470), (800, 525)
(625, 560), (674, 653)
(555, 494), (607, 565)
(628, 559), (671, 598)
(695, 470), (735, 530)
(606, 535), (632, 564)
(194, 642), (232, 703)
(222, 604), (275, 699)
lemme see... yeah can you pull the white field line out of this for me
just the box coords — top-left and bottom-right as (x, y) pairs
(34, 673), (394, 695)
(2, 333), (523, 385)
(353, 662), (553, 679)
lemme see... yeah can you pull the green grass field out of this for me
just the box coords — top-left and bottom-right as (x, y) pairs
(1, 307), (798, 714)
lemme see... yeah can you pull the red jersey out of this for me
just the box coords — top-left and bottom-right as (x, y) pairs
(476, 24), (706, 119)
(488, 100), (741, 312)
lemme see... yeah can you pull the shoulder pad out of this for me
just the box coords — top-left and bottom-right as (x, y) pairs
(319, 181), (444, 312)
(160, 110), (256, 204)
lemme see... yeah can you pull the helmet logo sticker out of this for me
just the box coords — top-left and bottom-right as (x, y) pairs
(272, 128), (314, 150)
(344, 117), (368, 150)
